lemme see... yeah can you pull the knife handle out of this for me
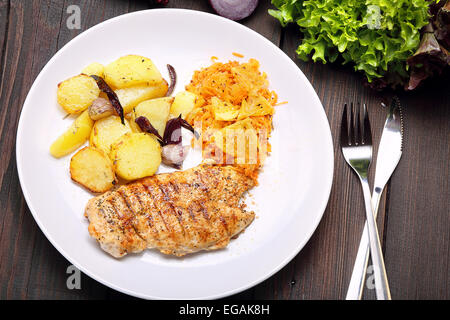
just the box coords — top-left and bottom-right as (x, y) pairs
(346, 186), (385, 300)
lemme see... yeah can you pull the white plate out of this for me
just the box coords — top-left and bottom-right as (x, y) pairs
(16, 9), (333, 300)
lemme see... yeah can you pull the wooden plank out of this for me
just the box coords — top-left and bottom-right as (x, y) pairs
(0, 0), (9, 79)
(240, 0), (282, 46)
(383, 80), (450, 300)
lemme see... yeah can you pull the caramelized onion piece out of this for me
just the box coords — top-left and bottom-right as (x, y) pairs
(91, 75), (125, 124)
(135, 116), (163, 142)
(166, 64), (177, 96)
(136, 115), (199, 169)
(163, 115), (199, 145)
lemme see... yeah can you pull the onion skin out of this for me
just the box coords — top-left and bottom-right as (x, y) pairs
(163, 115), (199, 146)
(161, 144), (190, 169)
(135, 116), (163, 142)
(209, 0), (259, 21)
(166, 64), (177, 96)
(88, 98), (114, 120)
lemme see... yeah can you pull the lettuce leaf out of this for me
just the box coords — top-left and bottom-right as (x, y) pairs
(269, 0), (430, 86)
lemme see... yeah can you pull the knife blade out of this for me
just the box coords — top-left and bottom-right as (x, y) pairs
(346, 97), (403, 300)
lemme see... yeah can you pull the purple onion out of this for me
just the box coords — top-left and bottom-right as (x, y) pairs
(209, 0), (259, 21)
(166, 64), (177, 97)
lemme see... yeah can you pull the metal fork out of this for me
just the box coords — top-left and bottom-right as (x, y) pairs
(340, 103), (391, 300)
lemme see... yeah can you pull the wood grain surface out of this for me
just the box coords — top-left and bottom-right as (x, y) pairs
(0, 0), (448, 300)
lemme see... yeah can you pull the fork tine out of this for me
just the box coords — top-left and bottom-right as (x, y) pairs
(363, 103), (372, 145)
(349, 102), (355, 145)
(341, 104), (349, 146)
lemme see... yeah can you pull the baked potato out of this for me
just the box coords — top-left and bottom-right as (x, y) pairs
(110, 133), (161, 180)
(90, 115), (132, 154)
(50, 110), (94, 158)
(82, 62), (105, 78)
(104, 55), (163, 89)
(134, 97), (174, 137)
(57, 74), (100, 114)
(115, 81), (168, 114)
(170, 91), (197, 119)
(70, 147), (117, 193)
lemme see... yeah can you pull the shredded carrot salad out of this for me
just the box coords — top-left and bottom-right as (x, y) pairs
(185, 58), (279, 182)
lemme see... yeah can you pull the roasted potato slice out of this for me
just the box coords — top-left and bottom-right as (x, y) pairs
(170, 91), (197, 119)
(57, 74), (100, 114)
(134, 97), (174, 137)
(82, 62), (105, 78)
(110, 133), (161, 180)
(50, 110), (94, 158)
(90, 115), (132, 154)
(115, 81), (168, 114)
(104, 55), (163, 89)
(70, 147), (117, 193)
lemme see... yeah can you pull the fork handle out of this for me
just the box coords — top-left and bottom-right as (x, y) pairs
(358, 178), (391, 300)
(346, 187), (383, 300)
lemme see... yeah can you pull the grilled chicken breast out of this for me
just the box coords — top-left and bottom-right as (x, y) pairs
(86, 165), (255, 258)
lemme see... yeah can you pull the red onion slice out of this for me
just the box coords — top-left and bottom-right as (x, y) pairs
(135, 116), (163, 142)
(166, 64), (177, 97)
(209, 0), (259, 21)
(91, 75), (125, 125)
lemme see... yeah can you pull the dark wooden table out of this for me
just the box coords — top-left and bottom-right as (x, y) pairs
(0, 0), (448, 300)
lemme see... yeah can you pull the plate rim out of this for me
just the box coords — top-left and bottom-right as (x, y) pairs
(16, 8), (334, 300)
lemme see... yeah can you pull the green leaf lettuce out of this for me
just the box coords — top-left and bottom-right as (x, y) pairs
(269, 0), (430, 84)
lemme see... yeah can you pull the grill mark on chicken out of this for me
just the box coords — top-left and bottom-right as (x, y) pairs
(100, 197), (146, 255)
(219, 215), (229, 233)
(114, 190), (149, 245)
(157, 183), (186, 237)
(130, 184), (166, 248)
(169, 181), (180, 193)
(187, 206), (197, 222)
(118, 187), (161, 245)
(132, 187), (156, 231)
(135, 184), (161, 235)
(86, 165), (255, 258)
(160, 179), (207, 246)
(144, 180), (185, 245)
(142, 182), (170, 234)
(191, 170), (230, 236)
(132, 190), (155, 229)
(107, 196), (144, 244)
(199, 201), (210, 221)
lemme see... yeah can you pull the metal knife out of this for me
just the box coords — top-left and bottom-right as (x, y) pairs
(346, 97), (404, 300)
